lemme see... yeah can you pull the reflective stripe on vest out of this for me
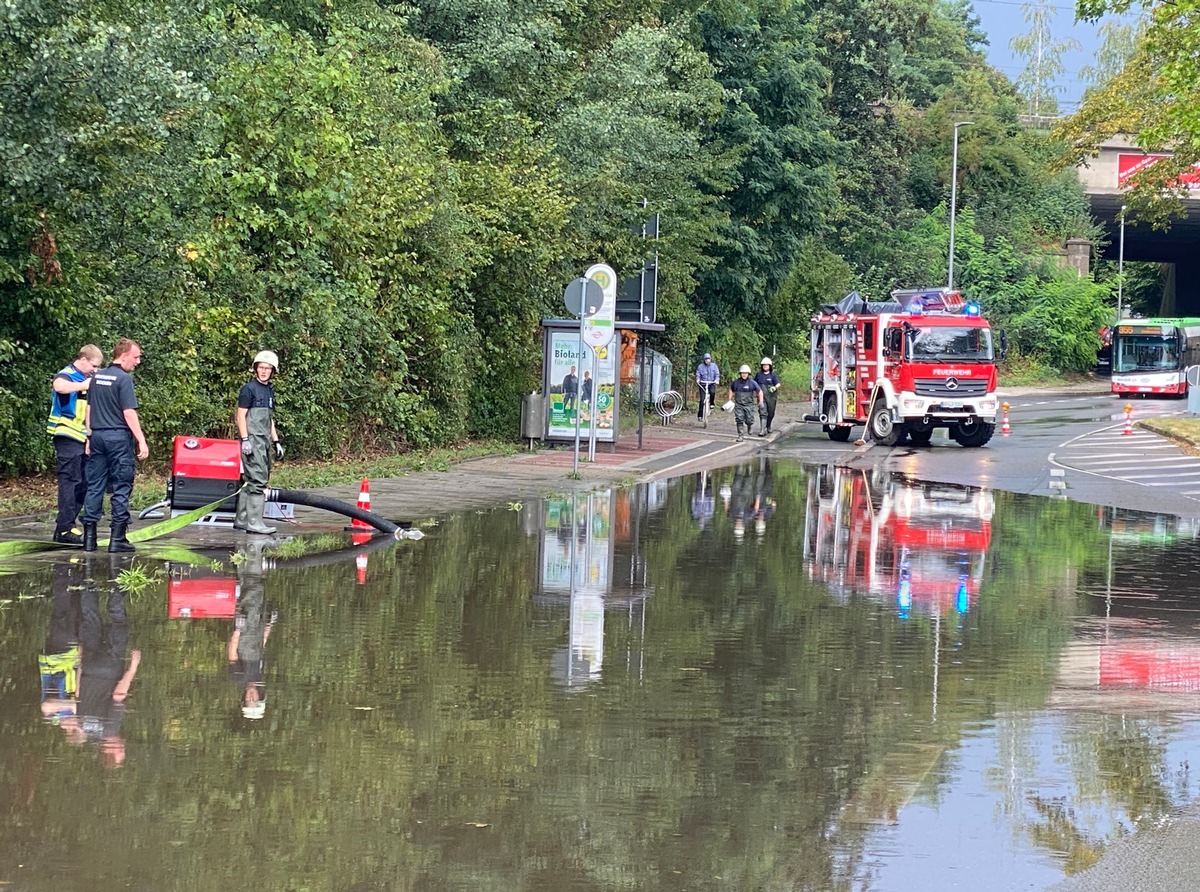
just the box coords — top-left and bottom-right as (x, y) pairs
(46, 365), (89, 442)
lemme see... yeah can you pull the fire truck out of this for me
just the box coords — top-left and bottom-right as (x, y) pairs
(801, 466), (994, 617)
(805, 289), (1001, 447)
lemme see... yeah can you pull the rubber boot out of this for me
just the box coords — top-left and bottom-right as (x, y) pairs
(82, 522), (98, 553)
(108, 522), (136, 553)
(242, 491), (277, 535)
(736, 423), (745, 443)
(758, 420), (767, 437)
(234, 493), (250, 531)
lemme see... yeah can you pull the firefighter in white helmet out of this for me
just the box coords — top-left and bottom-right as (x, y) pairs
(754, 357), (781, 436)
(234, 350), (284, 535)
(729, 364), (764, 442)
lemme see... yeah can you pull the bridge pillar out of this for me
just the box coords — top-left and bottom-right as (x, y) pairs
(1166, 259), (1200, 316)
(1065, 239), (1091, 277)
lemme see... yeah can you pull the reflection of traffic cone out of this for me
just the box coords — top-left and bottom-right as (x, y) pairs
(1001, 402), (1011, 436)
(356, 552), (368, 585)
(345, 478), (375, 535)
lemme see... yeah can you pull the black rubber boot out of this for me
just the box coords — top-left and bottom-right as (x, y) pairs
(53, 528), (84, 546)
(82, 522), (98, 553)
(108, 522), (136, 553)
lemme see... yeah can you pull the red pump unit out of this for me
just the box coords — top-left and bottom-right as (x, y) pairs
(170, 436), (242, 511)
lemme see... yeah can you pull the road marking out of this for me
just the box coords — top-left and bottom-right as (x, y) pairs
(1051, 421), (1200, 499)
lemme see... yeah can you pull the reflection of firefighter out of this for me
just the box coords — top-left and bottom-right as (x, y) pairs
(752, 458), (776, 539)
(728, 464), (757, 541)
(228, 541), (276, 720)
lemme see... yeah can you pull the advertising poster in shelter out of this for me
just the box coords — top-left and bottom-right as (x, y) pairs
(546, 329), (617, 441)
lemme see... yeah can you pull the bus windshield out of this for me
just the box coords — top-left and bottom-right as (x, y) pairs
(907, 326), (993, 362)
(1113, 334), (1180, 372)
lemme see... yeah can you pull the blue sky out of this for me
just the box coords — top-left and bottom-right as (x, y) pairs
(970, 0), (1109, 112)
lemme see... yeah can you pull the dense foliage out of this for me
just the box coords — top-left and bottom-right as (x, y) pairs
(0, 0), (1108, 472)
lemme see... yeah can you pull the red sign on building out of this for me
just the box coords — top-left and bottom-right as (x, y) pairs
(1117, 153), (1200, 188)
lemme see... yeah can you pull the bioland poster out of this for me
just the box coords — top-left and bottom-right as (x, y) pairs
(546, 329), (617, 441)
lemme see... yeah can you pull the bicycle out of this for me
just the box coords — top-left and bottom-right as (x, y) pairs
(697, 381), (714, 428)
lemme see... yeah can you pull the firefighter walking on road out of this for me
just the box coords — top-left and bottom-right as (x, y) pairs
(235, 350), (284, 535)
(754, 357), (781, 436)
(729, 364), (764, 443)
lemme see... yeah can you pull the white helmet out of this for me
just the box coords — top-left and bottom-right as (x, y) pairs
(253, 350), (279, 371)
(739, 364), (751, 374)
(760, 357), (772, 367)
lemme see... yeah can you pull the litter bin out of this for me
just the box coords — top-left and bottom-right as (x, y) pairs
(521, 392), (545, 442)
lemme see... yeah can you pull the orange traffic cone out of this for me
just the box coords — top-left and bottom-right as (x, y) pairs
(1001, 402), (1011, 436)
(1123, 405), (1134, 436)
(345, 478), (375, 535)
(355, 552), (368, 585)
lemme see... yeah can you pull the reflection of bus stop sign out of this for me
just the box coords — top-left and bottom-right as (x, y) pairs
(563, 277), (603, 318)
(583, 263), (617, 349)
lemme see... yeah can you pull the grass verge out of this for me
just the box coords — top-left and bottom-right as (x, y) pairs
(1139, 417), (1200, 451)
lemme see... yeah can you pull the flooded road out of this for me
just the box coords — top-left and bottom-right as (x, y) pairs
(4, 460), (1200, 890)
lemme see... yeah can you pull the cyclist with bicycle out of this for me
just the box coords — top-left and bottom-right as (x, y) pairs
(696, 353), (720, 420)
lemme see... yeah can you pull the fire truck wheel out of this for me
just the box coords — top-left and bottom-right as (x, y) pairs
(867, 400), (902, 446)
(951, 419), (995, 447)
(827, 426), (852, 442)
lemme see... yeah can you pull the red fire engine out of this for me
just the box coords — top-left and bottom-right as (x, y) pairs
(805, 289), (1001, 447)
(802, 466), (993, 616)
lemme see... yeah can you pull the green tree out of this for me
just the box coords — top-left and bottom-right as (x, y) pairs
(1009, 0), (1081, 117)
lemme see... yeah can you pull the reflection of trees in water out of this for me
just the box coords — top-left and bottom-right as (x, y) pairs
(0, 471), (1176, 889)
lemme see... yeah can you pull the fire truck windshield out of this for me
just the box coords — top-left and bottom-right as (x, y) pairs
(907, 325), (993, 362)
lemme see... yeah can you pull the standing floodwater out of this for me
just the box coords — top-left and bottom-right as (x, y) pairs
(3, 461), (1200, 890)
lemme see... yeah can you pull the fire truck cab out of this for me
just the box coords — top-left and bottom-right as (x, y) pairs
(805, 289), (1000, 447)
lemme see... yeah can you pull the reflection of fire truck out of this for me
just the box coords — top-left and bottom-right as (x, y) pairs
(802, 466), (994, 615)
(805, 289), (1001, 447)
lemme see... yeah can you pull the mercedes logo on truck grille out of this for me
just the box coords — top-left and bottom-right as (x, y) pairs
(945, 378), (959, 390)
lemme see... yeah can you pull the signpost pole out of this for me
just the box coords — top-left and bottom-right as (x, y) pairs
(573, 321), (584, 475)
(561, 275), (602, 476)
(583, 263), (618, 462)
(637, 333), (646, 450)
(588, 349), (600, 462)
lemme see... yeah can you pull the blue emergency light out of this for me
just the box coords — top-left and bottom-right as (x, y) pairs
(906, 300), (924, 316)
(964, 303), (981, 316)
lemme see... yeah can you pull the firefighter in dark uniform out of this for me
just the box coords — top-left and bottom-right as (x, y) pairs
(82, 339), (149, 553)
(753, 357), (781, 436)
(729, 364), (764, 442)
(47, 344), (103, 545)
(235, 350), (284, 535)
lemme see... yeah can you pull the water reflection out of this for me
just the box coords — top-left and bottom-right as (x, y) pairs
(228, 542), (275, 720)
(40, 559), (141, 768)
(802, 465), (992, 617)
(7, 465), (1200, 888)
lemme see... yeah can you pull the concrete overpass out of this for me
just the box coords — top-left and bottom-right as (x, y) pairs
(1077, 136), (1200, 314)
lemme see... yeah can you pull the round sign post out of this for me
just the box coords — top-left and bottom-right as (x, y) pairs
(584, 264), (618, 461)
(562, 277), (605, 474)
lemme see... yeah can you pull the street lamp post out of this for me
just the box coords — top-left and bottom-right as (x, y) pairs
(1116, 204), (1127, 324)
(948, 121), (974, 291)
